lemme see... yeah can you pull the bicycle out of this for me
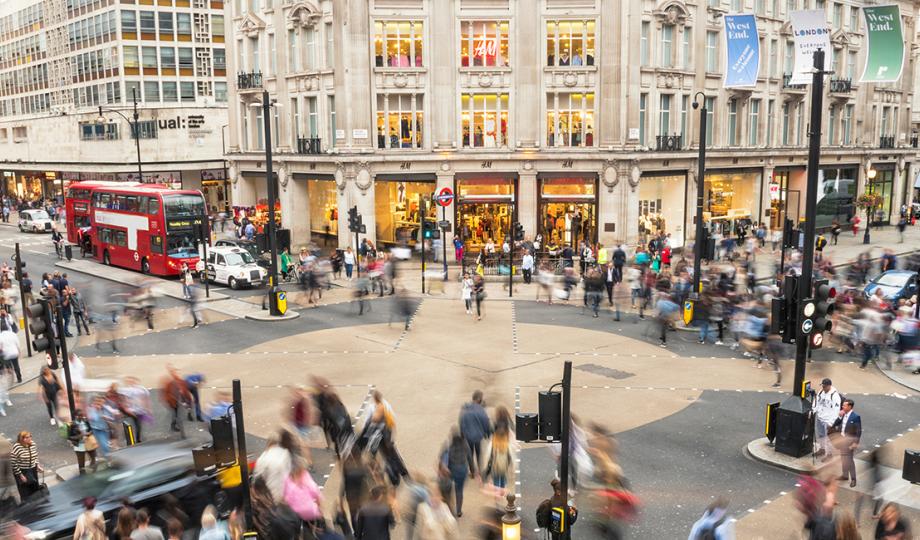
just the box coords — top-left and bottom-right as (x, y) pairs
(53, 240), (63, 260)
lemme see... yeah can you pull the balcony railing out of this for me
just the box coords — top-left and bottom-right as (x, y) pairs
(655, 134), (683, 151)
(911, 136), (918, 148)
(828, 78), (852, 93)
(782, 73), (806, 90)
(237, 71), (262, 90)
(296, 137), (323, 154)
(879, 135), (895, 149)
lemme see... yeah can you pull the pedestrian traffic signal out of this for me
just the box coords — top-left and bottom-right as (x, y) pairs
(11, 254), (24, 281)
(771, 274), (799, 344)
(699, 228), (716, 261)
(810, 279), (836, 349)
(347, 206), (363, 234)
(28, 299), (58, 369)
(422, 219), (440, 240)
(782, 218), (801, 250)
(513, 222), (524, 242)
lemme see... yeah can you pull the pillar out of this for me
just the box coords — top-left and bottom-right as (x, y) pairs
(514, 1), (539, 147)
(278, 170), (309, 247)
(517, 169), (537, 240)
(338, 0), (372, 150)
(436, 171), (456, 258)
(338, 164), (376, 250)
(430, 0), (456, 148)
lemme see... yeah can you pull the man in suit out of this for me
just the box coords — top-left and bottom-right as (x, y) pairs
(832, 398), (862, 487)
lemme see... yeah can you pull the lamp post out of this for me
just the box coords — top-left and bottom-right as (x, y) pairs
(501, 493), (522, 540)
(97, 87), (143, 182)
(690, 91), (708, 302)
(253, 90), (282, 315)
(863, 168), (877, 244)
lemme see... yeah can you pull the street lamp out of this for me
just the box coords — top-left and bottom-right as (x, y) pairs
(690, 91), (708, 303)
(501, 494), (522, 540)
(97, 87), (143, 182)
(250, 91), (284, 316)
(864, 168), (877, 244)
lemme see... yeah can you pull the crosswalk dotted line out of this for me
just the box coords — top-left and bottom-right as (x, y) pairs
(392, 299), (424, 351)
(320, 384), (376, 490)
(514, 386), (522, 509)
(510, 302), (519, 354)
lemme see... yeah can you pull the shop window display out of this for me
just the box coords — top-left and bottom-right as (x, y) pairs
(308, 179), (338, 238)
(376, 94), (424, 149)
(546, 20), (595, 66)
(703, 171), (761, 236)
(637, 174), (686, 247)
(460, 20), (510, 68)
(865, 168), (894, 225)
(374, 21), (423, 68)
(461, 93), (508, 148)
(546, 93), (594, 147)
(457, 178), (514, 252)
(539, 177), (596, 248)
(374, 180), (435, 246)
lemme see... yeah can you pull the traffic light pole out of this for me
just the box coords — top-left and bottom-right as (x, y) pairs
(198, 220), (210, 299)
(52, 302), (76, 418)
(14, 243), (31, 357)
(420, 196), (426, 294)
(508, 202), (514, 298)
(441, 205), (448, 281)
(232, 379), (252, 528)
(792, 49), (826, 397)
(559, 360), (572, 540)
(691, 92), (708, 302)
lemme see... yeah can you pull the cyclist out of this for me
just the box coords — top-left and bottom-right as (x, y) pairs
(51, 229), (64, 259)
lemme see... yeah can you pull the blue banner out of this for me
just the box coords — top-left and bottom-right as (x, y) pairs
(723, 14), (760, 88)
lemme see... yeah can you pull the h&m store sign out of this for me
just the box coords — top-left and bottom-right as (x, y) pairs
(158, 115), (206, 130)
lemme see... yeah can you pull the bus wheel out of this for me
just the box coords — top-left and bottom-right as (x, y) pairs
(141, 258), (150, 274)
(103, 250), (111, 265)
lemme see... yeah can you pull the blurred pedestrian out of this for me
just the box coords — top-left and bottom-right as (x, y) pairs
(67, 409), (98, 474)
(834, 511), (859, 540)
(282, 458), (323, 528)
(253, 429), (298, 501)
(874, 502), (910, 539)
(112, 507), (138, 540)
(38, 366), (62, 426)
(87, 396), (112, 457)
(198, 505), (231, 540)
(73, 497), (106, 540)
(0, 322), (21, 383)
(473, 274), (486, 321)
(814, 378), (841, 461)
(0, 435), (19, 509)
(354, 485), (396, 540)
(440, 427), (476, 517)
(461, 273), (473, 315)
(459, 390), (492, 470)
(161, 366), (192, 434)
(688, 497), (733, 540)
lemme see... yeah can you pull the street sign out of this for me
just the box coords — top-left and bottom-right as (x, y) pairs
(683, 300), (694, 326)
(359, 224), (367, 234)
(801, 319), (814, 334)
(434, 187), (454, 207)
(438, 220), (451, 231)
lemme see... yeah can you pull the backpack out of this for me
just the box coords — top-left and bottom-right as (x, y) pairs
(535, 499), (552, 529)
(696, 515), (726, 540)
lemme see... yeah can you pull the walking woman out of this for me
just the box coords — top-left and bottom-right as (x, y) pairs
(38, 366), (62, 426)
(11, 431), (42, 500)
(440, 427), (476, 517)
(472, 274), (486, 321)
(461, 273), (473, 315)
(344, 247), (356, 280)
(67, 409), (98, 474)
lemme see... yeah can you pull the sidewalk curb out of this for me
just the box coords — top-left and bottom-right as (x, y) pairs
(744, 437), (835, 474)
(54, 260), (226, 303)
(873, 362), (920, 394)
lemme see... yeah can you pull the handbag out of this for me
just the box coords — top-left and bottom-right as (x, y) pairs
(84, 433), (99, 452)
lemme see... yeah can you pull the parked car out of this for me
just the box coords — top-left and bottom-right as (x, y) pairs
(205, 245), (267, 289)
(13, 441), (222, 539)
(18, 209), (54, 233)
(863, 270), (918, 303)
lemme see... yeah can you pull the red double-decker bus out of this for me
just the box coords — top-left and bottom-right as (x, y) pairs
(64, 182), (206, 276)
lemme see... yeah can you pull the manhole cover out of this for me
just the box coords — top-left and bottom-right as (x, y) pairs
(576, 363), (635, 380)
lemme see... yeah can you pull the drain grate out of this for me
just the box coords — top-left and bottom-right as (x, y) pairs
(575, 363), (635, 380)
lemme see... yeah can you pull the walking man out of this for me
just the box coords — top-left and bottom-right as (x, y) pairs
(814, 378), (841, 461)
(458, 390), (492, 470)
(832, 398), (861, 487)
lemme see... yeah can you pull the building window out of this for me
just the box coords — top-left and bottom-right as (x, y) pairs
(705, 31), (718, 72)
(546, 92), (594, 147)
(325, 22), (334, 69)
(756, 0), (765, 14)
(328, 96), (336, 148)
(880, 106), (891, 136)
(215, 82), (227, 102)
(849, 6), (859, 31)
(178, 47), (193, 70)
(124, 46), (139, 68)
(680, 95), (689, 145)
(546, 20), (595, 67)
(250, 36), (260, 72)
(268, 34), (276, 76)
(80, 122), (119, 140)
(177, 14), (191, 38)
(659, 94), (671, 137)
(640, 22), (649, 67)
(728, 99), (737, 146)
(638, 93), (647, 145)
(460, 20), (510, 67)
(375, 21), (424, 68)
(660, 25), (673, 68)
(158, 12), (173, 34)
(784, 40), (794, 74)
(376, 94), (423, 149)
(162, 81), (177, 101)
(461, 93), (508, 148)
(847, 51), (856, 79)
(842, 103), (853, 145)
(180, 81), (194, 102)
(139, 11), (155, 33)
(160, 47), (176, 69)
(786, 0), (795, 14)
(307, 96), (318, 137)
(795, 103), (804, 145)
(212, 15), (224, 38)
(766, 100), (774, 146)
(214, 48), (226, 70)
(833, 3), (843, 28)
(143, 81), (159, 102)
(288, 30), (298, 71)
(132, 120), (157, 139)
(732, 0), (742, 11)
(682, 28), (691, 69)
(782, 102), (790, 145)
(141, 46), (157, 69)
(704, 97), (715, 146)
(828, 106), (837, 145)
(291, 97), (300, 142)
(304, 27), (317, 70)
(254, 107), (263, 150)
(121, 10), (136, 32)
(748, 99), (760, 146)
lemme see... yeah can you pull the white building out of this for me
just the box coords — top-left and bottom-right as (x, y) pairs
(226, 0), (920, 254)
(0, 0), (230, 213)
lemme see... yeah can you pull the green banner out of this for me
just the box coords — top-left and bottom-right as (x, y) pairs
(861, 5), (904, 83)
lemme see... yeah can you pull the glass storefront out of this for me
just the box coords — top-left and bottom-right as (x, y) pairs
(703, 170), (762, 236)
(374, 177), (435, 246)
(816, 166), (857, 229)
(769, 168), (805, 229)
(538, 176), (596, 248)
(200, 169), (230, 215)
(637, 172), (687, 248)
(456, 176), (515, 252)
(866, 167), (895, 225)
(307, 179), (338, 238)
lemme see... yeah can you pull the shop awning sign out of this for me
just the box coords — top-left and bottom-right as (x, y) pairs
(435, 187), (455, 207)
(860, 5), (904, 83)
(723, 14), (759, 88)
(789, 10), (832, 85)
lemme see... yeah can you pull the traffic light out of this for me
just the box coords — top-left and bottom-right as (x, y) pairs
(11, 254), (25, 281)
(771, 274), (799, 344)
(809, 279), (836, 349)
(513, 222), (524, 242)
(422, 219), (440, 240)
(28, 299), (58, 368)
(699, 228), (716, 261)
(347, 206), (361, 233)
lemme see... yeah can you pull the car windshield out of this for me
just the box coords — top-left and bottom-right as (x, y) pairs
(167, 232), (198, 258)
(163, 194), (205, 218)
(27, 210), (50, 220)
(224, 252), (255, 266)
(875, 273), (910, 288)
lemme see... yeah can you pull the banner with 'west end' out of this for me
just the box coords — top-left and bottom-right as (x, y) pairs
(861, 5), (904, 83)
(723, 14), (760, 88)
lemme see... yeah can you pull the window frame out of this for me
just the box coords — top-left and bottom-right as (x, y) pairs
(460, 20), (510, 68)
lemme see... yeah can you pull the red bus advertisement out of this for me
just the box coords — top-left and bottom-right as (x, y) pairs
(64, 182), (206, 276)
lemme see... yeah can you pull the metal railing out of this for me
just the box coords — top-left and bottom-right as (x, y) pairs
(296, 137), (322, 154)
(879, 135), (895, 149)
(237, 71), (262, 90)
(828, 78), (852, 93)
(655, 134), (683, 151)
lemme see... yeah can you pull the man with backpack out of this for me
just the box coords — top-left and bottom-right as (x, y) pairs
(814, 378), (841, 462)
(688, 498), (734, 539)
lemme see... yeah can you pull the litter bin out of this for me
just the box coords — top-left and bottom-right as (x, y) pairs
(64, 244), (72, 261)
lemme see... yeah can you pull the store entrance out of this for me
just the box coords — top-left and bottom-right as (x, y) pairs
(540, 202), (594, 249)
(458, 202), (512, 253)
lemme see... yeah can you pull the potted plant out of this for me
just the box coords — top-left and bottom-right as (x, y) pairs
(855, 192), (883, 244)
